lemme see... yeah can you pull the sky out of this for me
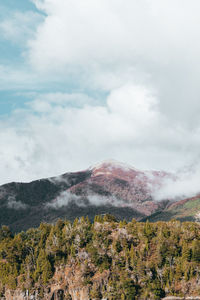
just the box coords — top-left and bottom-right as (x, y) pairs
(1, 0), (200, 185)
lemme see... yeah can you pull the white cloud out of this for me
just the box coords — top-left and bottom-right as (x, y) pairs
(0, 11), (43, 44)
(7, 196), (28, 210)
(46, 190), (133, 209)
(1, 0), (200, 205)
(0, 85), (200, 186)
(0, 65), (40, 90)
(46, 191), (82, 208)
(27, 0), (200, 130)
(107, 85), (158, 126)
(153, 164), (200, 201)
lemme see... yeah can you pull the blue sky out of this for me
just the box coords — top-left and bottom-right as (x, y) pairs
(0, 0), (91, 114)
(1, 0), (200, 197)
(0, 0), (40, 114)
(0, 0), (37, 11)
(0, 1), (111, 120)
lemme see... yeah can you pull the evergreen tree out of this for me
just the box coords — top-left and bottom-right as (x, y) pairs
(192, 240), (200, 262)
(182, 241), (191, 262)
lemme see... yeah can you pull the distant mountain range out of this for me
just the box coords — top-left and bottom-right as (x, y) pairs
(0, 160), (199, 231)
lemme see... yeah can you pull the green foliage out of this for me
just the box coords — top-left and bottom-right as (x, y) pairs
(0, 226), (13, 242)
(144, 220), (154, 240)
(34, 249), (53, 284)
(103, 214), (117, 223)
(191, 240), (200, 262)
(90, 285), (102, 299)
(119, 274), (136, 299)
(182, 241), (191, 262)
(0, 217), (200, 299)
(150, 280), (165, 299)
(113, 240), (122, 253)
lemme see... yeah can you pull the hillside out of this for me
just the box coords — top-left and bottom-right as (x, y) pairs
(0, 160), (170, 232)
(143, 195), (200, 223)
(0, 160), (199, 232)
(1, 216), (200, 299)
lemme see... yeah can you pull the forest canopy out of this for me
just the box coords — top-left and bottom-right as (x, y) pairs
(0, 215), (200, 299)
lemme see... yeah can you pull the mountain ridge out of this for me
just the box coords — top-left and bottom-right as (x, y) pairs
(0, 160), (199, 231)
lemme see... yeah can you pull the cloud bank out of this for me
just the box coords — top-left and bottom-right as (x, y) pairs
(153, 165), (200, 201)
(28, 0), (200, 128)
(0, 0), (200, 205)
(0, 84), (200, 185)
(47, 190), (131, 209)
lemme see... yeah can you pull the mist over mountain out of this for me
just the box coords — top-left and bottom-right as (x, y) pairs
(0, 160), (199, 232)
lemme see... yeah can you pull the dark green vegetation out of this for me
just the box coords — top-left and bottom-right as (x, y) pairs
(1, 216), (200, 299)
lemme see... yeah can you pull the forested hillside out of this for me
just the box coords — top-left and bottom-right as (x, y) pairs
(0, 216), (200, 299)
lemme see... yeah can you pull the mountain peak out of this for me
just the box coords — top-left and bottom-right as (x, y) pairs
(89, 159), (138, 172)
(88, 159), (141, 178)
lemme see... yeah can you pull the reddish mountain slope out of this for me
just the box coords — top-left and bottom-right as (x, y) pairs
(67, 160), (170, 216)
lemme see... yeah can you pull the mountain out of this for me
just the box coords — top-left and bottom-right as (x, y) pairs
(0, 159), (197, 231)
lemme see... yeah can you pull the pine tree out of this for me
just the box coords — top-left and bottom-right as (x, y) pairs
(144, 220), (153, 240)
(34, 249), (53, 284)
(192, 240), (200, 262)
(182, 241), (191, 262)
(129, 244), (136, 268)
(121, 293), (125, 300)
(175, 261), (182, 281)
